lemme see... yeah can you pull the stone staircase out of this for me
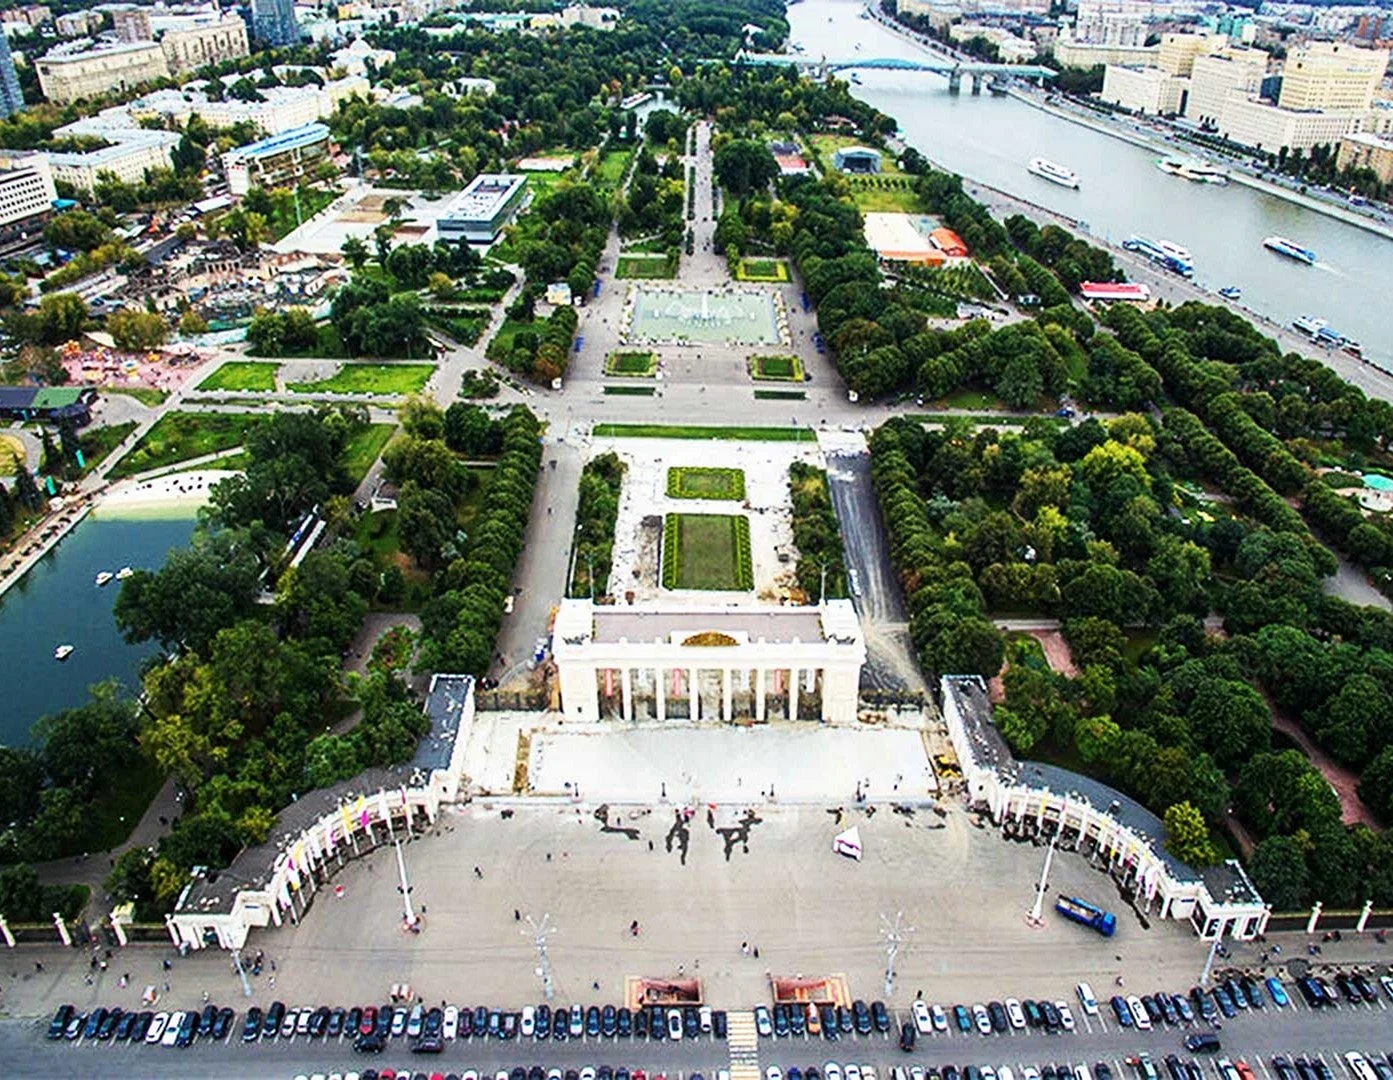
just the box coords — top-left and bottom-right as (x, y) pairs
(726, 1009), (760, 1080)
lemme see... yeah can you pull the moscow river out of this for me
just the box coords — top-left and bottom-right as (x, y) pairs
(787, 0), (1393, 368)
(0, 509), (196, 746)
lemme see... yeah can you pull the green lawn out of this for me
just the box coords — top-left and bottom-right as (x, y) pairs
(83, 757), (166, 855)
(485, 317), (536, 364)
(749, 354), (804, 381)
(287, 363), (434, 396)
(594, 423), (816, 442)
(754, 389), (806, 400)
(615, 254), (676, 280)
(594, 147), (634, 186)
(197, 361), (280, 392)
(78, 421), (137, 475)
(736, 258), (791, 283)
(342, 423), (396, 485)
(107, 412), (259, 479)
(850, 183), (922, 213)
(604, 350), (657, 377)
(267, 186), (336, 240)
(603, 385), (655, 395)
(100, 386), (168, 407)
(661, 513), (753, 591)
(667, 466), (746, 501)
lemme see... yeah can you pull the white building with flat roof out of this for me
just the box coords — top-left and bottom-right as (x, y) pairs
(1102, 64), (1189, 114)
(435, 173), (528, 245)
(553, 598), (866, 725)
(223, 122), (331, 195)
(46, 128), (180, 192)
(1185, 50), (1268, 127)
(35, 40), (170, 104)
(0, 149), (56, 227)
(1217, 95), (1363, 153)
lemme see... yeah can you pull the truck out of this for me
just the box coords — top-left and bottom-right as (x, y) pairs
(1055, 895), (1117, 937)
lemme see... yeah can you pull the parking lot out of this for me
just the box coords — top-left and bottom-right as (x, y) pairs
(10, 967), (1393, 1080)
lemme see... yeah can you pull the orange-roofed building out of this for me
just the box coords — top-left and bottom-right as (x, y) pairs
(930, 227), (968, 257)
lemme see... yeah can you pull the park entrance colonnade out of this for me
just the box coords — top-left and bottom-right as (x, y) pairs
(552, 599), (866, 725)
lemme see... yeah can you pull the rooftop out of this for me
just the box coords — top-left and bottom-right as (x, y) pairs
(440, 174), (527, 223)
(224, 122), (330, 164)
(944, 676), (1259, 905)
(581, 605), (847, 646)
(175, 675), (473, 916)
(46, 128), (179, 167)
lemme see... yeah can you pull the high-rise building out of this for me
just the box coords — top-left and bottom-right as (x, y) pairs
(113, 8), (154, 43)
(1156, 32), (1227, 76)
(1185, 49), (1268, 128)
(0, 34), (23, 120)
(252, 0), (300, 47)
(1278, 42), (1389, 114)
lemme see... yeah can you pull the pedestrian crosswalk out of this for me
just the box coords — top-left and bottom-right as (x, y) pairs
(728, 1009), (760, 1080)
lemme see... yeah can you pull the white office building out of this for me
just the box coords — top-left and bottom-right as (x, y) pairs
(0, 150), (57, 227)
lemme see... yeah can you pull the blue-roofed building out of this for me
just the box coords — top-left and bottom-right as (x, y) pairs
(940, 674), (1269, 940)
(222, 122), (331, 196)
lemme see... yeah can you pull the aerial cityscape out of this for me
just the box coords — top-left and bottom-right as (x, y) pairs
(1, 0), (1393, 1077)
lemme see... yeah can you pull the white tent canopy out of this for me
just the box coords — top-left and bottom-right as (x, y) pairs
(833, 825), (862, 861)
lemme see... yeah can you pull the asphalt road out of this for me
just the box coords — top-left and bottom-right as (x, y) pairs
(6, 989), (1392, 1080)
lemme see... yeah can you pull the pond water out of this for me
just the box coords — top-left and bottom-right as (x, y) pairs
(0, 507), (197, 746)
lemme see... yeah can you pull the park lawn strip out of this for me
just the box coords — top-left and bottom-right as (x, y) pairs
(604, 350), (657, 377)
(594, 423), (816, 442)
(603, 385), (655, 395)
(788, 461), (847, 602)
(749, 354), (804, 381)
(107, 411), (261, 479)
(101, 386), (168, 406)
(667, 466), (746, 501)
(736, 257), (791, 283)
(594, 147), (634, 186)
(661, 513), (753, 590)
(570, 451), (625, 598)
(849, 184), (922, 213)
(615, 254), (676, 280)
(197, 361), (280, 393)
(342, 423), (396, 485)
(755, 389), (806, 400)
(78, 421), (137, 474)
(287, 363), (435, 396)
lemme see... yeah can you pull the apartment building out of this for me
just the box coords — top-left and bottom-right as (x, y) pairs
(0, 150), (57, 228)
(160, 15), (250, 74)
(35, 41), (170, 105)
(1278, 41), (1389, 113)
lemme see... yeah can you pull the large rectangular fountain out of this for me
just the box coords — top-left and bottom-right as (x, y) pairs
(626, 288), (784, 345)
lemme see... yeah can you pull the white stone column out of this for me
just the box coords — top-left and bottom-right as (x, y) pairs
(722, 668), (732, 723)
(621, 667), (633, 723)
(689, 667), (698, 721)
(790, 667), (800, 721)
(0, 915), (12, 947)
(756, 667), (766, 722)
(53, 912), (70, 947)
(165, 914), (180, 947)
(655, 667), (665, 722)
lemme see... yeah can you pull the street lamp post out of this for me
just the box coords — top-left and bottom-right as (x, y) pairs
(524, 914), (556, 1000)
(393, 838), (416, 927)
(1026, 832), (1059, 927)
(1199, 932), (1222, 987)
(879, 911), (913, 998)
(231, 948), (252, 997)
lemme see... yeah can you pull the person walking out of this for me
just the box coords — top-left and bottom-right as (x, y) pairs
(474, 866), (483, 879)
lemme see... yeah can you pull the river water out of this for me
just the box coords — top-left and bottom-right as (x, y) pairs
(0, 509), (196, 747)
(787, 0), (1393, 368)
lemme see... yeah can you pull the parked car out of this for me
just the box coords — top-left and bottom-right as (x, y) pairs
(47, 1005), (74, 1040)
(913, 1001), (935, 1035)
(899, 1022), (916, 1052)
(1266, 978), (1289, 1008)
(1185, 1033), (1221, 1054)
(1110, 996), (1133, 1027)
(668, 1008), (683, 1040)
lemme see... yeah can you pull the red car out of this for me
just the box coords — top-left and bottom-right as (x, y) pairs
(360, 1006), (376, 1035)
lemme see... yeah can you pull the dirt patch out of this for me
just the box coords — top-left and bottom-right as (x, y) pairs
(1266, 694), (1380, 829)
(1030, 629), (1079, 677)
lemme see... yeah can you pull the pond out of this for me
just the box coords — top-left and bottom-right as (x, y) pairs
(627, 289), (783, 345)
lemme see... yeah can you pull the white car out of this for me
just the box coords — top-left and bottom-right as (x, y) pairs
(667, 1008), (683, 1040)
(863, 1066), (879, 1080)
(754, 1006), (773, 1037)
(767, 1069), (784, 1080)
(461, 1073), (479, 1080)
(496, 1070), (510, 1080)
(1005, 998), (1026, 1029)
(1074, 1066), (1090, 1080)
(1380, 974), (1393, 1000)
(846, 1066), (862, 1080)
(983, 1069), (998, 1080)
(580, 1069), (596, 1080)
(912, 1000), (933, 1035)
(1076, 982), (1099, 1016)
(911, 1068), (925, 1080)
(145, 1013), (168, 1044)
(1127, 996), (1151, 1031)
(519, 1005), (534, 1038)
(443, 1006), (458, 1040)
(930, 1003), (948, 1032)
(972, 1004), (991, 1035)
(700, 1005), (713, 1033)
(161, 1011), (183, 1047)
(1055, 1001), (1076, 1031)
(1345, 1053), (1377, 1080)
(825, 1066), (843, 1080)
(1000, 1069), (1016, 1080)
(1021, 1069), (1041, 1080)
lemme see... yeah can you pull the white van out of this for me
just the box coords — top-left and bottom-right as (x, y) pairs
(1076, 981), (1099, 1015)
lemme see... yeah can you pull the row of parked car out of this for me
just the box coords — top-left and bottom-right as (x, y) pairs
(1109, 970), (1393, 1032)
(755, 1000), (893, 1040)
(46, 1003), (234, 1047)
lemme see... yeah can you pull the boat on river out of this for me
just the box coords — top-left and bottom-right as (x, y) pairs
(116, 566), (133, 580)
(95, 571), (114, 586)
(1028, 158), (1079, 189)
(1156, 157), (1229, 185)
(1218, 286), (1242, 300)
(1122, 235), (1193, 277)
(1292, 314), (1327, 336)
(54, 644), (73, 661)
(1264, 235), (1317, 264)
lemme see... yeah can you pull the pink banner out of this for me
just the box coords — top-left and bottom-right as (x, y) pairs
(671, 669), (684, 696)
(603, 668), (615, 697)
(774, 669), (784, 693)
